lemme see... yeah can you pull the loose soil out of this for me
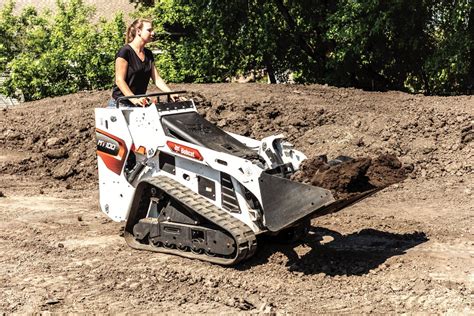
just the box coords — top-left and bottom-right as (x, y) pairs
(0, 83), (473, 313)
(291, 154), (408, 199)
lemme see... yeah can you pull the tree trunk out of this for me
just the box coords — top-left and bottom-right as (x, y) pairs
(271, 0), (324, 64)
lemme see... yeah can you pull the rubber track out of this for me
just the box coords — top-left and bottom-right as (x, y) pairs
(124, 176), (257, 265)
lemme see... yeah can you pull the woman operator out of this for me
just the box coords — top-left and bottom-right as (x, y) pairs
(109, 18), (176, 107)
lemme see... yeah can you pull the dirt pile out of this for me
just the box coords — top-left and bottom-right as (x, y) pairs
(0, 91), (105, 189)
(292, 154), (408, 199)
(181, 84), (473, 180)
(0, 84), (472, 189)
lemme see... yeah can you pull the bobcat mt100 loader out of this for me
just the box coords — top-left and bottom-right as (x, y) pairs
(95, 91), (379, 265)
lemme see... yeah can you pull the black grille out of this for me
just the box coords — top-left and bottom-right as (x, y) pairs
(220, 173), (240, 213)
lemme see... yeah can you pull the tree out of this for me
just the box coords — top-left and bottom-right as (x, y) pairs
(141, 0), (472, 94)
(0, 0), (21, 74)
(419, 0), (473, 94)
(2, 0), (471, 98)
(1, 0), (126, 100)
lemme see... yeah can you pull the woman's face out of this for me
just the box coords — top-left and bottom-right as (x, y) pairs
(139, 22), (154, 42)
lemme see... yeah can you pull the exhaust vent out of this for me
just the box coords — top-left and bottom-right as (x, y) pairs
(220, 173), (241, 213)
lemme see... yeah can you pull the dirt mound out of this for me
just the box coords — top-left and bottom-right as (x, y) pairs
(0, 84), (472, 189)
(0, 91), (106, 189)
(292, 154), (408, 199)
(181, 84), (473, 181)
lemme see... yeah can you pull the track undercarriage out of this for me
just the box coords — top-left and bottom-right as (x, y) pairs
(124, 177), (258, 265)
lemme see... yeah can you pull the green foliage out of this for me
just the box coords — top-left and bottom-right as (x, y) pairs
(141, 0), (286, 82)
(1, 0), (472, 99)
(0, 0), (125, 101)
(419, 0), (473, 94)
(143, 0), (472, 95)
(0, 0), (20, 73)
(322, 0), (434, 91)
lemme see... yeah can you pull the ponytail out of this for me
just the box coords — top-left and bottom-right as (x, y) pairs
(126, 18), (152, 43)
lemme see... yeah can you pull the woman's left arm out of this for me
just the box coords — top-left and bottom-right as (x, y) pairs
(151, 63), (172, 92)
(151, 63), (180, 101)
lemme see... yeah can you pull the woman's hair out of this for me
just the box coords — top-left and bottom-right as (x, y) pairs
(126, 18), (152, 43)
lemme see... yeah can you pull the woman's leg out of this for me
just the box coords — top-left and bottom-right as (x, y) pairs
(107, 99), (116, 108)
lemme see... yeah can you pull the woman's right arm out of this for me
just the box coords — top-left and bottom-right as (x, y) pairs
(115, 57), (146, 106)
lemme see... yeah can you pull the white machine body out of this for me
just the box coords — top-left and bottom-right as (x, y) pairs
(95, 99), (308, 234)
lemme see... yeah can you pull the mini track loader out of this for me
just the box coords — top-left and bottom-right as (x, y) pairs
(95, 92), (379, 265)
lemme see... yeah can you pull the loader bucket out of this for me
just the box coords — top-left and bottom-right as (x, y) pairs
(259, 172), (334, 232)
(259, 172), (384, 232)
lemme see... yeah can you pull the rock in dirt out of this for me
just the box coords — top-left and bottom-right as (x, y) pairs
(44, 149), (68, 160)
(52, 162), (75, 179)
(292, 154), (408, 199)
(45, 298), (60, 305)
(226, 297), (255, 311)
(460, 123), (473, 144)
(45, 137), (61, 147)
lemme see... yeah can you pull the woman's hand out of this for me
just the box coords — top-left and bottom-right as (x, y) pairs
(131, 97), (150, 107)
(170, 94), (187, 102)
(170, 94), (179, 102)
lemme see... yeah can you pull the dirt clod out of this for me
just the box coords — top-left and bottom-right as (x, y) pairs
(45, 149), (68, 160)
(461, 123), (473, 144)
(292, 154), (407, 199)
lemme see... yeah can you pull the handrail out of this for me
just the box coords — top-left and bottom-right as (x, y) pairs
(115, 90), (187, 108)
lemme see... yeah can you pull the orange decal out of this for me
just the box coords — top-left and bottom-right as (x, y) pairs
(167, 141), (203, 161)
(96, 129), (128, 175)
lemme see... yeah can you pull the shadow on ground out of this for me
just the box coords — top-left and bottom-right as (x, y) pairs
(239, 227), (428, 276)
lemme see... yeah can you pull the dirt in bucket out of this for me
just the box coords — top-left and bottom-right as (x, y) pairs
(291, 154), (410, 200)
